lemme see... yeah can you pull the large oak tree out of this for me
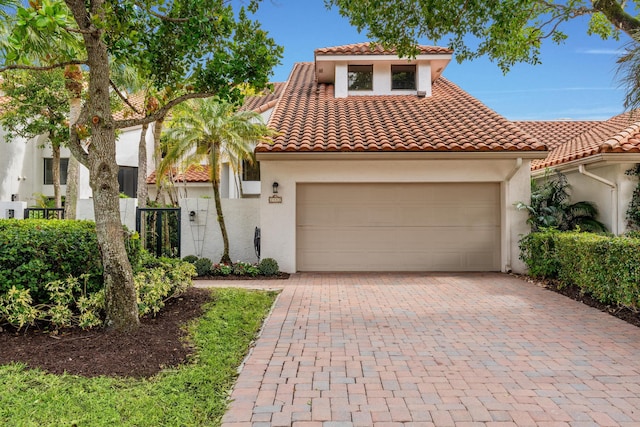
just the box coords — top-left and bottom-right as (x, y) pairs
(0, 0), (282, 331)
(327, 0), (640, 105)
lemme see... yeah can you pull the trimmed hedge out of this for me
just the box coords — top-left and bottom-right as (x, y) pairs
(0, 219), (141, 304)
(520, 231), (640, 309)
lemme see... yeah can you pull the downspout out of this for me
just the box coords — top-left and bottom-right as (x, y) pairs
(578, 165), (618, 234)
(504, 158), (523, 272)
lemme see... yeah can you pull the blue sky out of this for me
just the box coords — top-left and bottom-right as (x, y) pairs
(247, 0), (628, 121)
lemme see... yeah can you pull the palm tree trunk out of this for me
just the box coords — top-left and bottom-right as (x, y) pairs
(137, 122), (149, 208)
(212, 143), (231, 264)
(51, 143), (62, 208)
(153, 117), (166, 204)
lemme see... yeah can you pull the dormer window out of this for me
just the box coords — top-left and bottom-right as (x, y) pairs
(391, 65), (416, 90)
(348, 65), (373, 91)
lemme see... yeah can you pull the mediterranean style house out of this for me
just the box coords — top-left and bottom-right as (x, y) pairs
(3, 42), (640, 273)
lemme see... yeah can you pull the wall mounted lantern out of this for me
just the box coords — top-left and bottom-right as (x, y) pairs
(269, 182), (282, 204)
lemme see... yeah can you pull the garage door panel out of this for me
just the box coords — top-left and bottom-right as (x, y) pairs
(297, 183), (500, 271)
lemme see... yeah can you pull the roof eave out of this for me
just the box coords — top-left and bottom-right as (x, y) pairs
(257, 150), (548, 161)
(531, 152), (640, 177)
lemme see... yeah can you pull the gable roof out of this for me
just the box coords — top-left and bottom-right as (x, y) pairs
(256, 62), (546, 154)
(521, 112), (640, 170)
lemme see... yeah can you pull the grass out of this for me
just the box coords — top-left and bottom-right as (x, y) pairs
(0, 288), (278, 427)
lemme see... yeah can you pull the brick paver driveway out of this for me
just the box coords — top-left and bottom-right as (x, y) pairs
(218, 273), (640, 426)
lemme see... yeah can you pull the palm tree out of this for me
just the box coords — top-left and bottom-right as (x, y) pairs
(517, 170), (607, 233)
(617, 30), (640, 111)
(159, 98), (274, 264)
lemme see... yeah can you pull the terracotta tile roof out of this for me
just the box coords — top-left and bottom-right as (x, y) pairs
(315, 42), (453, 56)
(530, 112), (640, 170)
(256, 62), (545, 153)
(112, 92), (146, 121)
(514, 120), (601, 151)
(240, 82), (285, 113)
(146, 164), (211, 184)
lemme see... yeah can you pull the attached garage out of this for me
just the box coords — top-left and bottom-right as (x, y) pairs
(255, 47), (547, 274)
(296, 182), (501, 271)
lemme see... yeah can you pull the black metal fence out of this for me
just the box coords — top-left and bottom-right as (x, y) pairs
(23, 208), (65, 219)
(135, 207), (181, 258)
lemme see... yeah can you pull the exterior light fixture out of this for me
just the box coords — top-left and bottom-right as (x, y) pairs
(269, 182), (282, 204)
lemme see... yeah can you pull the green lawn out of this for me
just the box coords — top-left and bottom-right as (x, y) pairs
(0, 288), (278, 427)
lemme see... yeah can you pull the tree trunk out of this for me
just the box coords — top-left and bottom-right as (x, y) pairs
(137, 122), (149, 209)
(52, 143), (62, 208)
(64, 156), (79, 219)
(64, 65), (83, 220)
(69, 1), (139, 331)
(211, 144), (231, 264)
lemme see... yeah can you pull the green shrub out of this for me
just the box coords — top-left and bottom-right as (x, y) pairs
(0, 220), (143, 305)
(232, 261), (259, 277)
(258, 258), (279, 276)
(182, 254), (199, 264)
(518, 230), (560, 279)
(520, 231), (640, 310)
(0, 257), (195, 330)
(194, 257), (213, 277)
(0, 220), (103, 302)
(133, 256), (196, 316)
(212, 263), (232, 276)
(0, 276), (104, 330)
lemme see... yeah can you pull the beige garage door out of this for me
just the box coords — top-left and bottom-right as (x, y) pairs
(296, 183), (500, 271)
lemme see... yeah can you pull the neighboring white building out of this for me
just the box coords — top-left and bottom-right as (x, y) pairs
(0, 92), (156, 207)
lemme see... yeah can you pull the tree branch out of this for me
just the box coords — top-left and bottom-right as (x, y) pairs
(67, 103), (90, 167)
(110, 80), (143, 116)
(593, 0), (640, 36)
(0, 60), (87, 73)
(133, 1), (189, 22)
(114, 92), (215, 129)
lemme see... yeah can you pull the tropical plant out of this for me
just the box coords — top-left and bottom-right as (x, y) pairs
(625, 164), (640, 229)
(516, 170), (607, 233)
(160, 99), (275, 264)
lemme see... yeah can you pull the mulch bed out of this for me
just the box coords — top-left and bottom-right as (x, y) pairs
(0, 287), (213, 378)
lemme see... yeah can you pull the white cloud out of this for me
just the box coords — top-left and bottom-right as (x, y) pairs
(579, 49), (624, 55)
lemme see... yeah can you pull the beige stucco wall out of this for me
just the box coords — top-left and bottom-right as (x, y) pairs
(258, 157), (532, 274)
(180, 198), (260, 263)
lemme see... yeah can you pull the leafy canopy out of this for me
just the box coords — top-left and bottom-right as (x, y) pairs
(2, 0), (283, 116)
(327, 0), (638, 73)
(0, 68), (70, 147)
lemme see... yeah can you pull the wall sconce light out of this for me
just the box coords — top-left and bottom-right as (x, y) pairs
(189, 211), (196, 222)
(269, 182), (282, 204)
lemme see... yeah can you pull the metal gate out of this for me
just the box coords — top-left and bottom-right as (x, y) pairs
(135, 208), (181, 258)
